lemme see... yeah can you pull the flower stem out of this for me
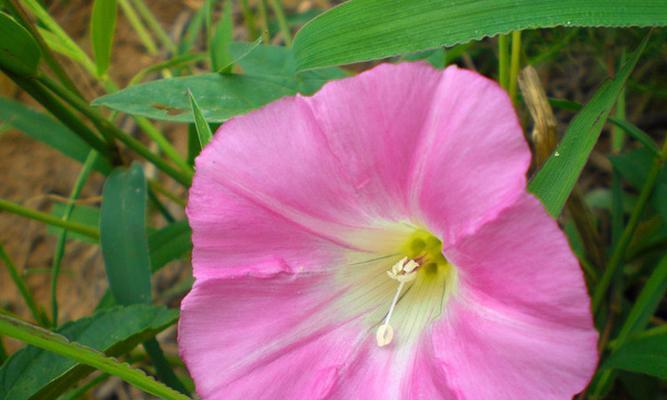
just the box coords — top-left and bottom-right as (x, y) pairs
(0, 244), (47, 326)
(149, 180), (187, 207)
(268, 0), (292, 46)
(132, 0), (177, 53)
(257, 0), (271, 44)
(118, 0), (159, 55)
(38, 76), (193, 186)
(50, 151), (98, 328)
(5, 71), (117, 162)
(0, 198), (100, 240)
(498, 34), (509, 90)
(508, 31), (522, 104)
(240, 0), (259, 40)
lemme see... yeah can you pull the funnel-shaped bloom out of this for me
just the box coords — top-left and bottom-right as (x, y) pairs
(180, 63), (598, 399)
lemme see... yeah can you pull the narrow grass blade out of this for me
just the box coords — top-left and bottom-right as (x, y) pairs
(50, 152), (98, 328)
(90, 0), (117, 77)
(0, 11), (41, 76)
(604, 334), (667, 379)
(188, 90), (213, 148)
(0, 198), (100, 240)
(528, 35), (649, 217)
(210, 0), (233, 72)
(0, 245), (46, 326)
(547, 96), (660, 156)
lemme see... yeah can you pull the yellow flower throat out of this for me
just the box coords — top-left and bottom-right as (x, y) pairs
(376, 230), (455, 347)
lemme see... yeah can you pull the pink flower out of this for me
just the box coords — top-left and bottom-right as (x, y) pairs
(179, 62), (598, 399)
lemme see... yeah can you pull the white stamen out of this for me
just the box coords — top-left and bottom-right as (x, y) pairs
(376, 258), (419, 347)
(386, 257), (419, 282)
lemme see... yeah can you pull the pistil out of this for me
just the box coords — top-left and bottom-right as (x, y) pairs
(376, 257), (420, 347)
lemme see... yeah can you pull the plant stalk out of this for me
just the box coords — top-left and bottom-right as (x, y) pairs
(50, 151), (98, 328)
(0, 198), (100, 240)
(498, 34), (509, 90)
(508, 31), (522, 104)
(268, 0), (291, 46)
(38, 76), (193, 186)
(0, 244), (47, 326)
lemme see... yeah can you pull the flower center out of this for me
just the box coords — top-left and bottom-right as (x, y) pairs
(374, 230), (457, 347)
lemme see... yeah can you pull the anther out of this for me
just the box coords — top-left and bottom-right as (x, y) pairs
(386, 257), (419, 282)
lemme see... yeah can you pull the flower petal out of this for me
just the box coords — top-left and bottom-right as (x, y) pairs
(179, 260), (361, 399)
(180, 261), (461, 400)
(187, 166), (350, 278)
(303, 62), (444, 220)
(179, 257), (426, 400)
(431, 194), (598, 399)
(413, 67), (531, 243)
(189, 63), (530, 277)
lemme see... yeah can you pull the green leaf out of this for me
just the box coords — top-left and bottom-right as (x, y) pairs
(188, 90), (213, 147)
(48, 204), (100, 244)
(609, 147), (656, 189)
(0, 97), (111, 174)
(609, 148), (667, 223)
(187, 123), (199, 165)
(100, 166), (188, 394)
(608, 118), (660, 157)
(222, 37), (263, 72)
(93, 43), (346, 122)
(618, 371), (660, 400)
(210, 0), (233, 72)
(0, 11), (41, 76)
(100, 164), (152, 306)
(616, 254), (667, 344)
(292, 0), (667, 70)
(230, 41), (347, 93)
(37, 27), (92, 73)
(96, 221), (192, 311)
(604, 334), (667, 379)
(0, 305), (179, 400)
(590, 254), (667, 395)
(178, 2), (206, 55)
(528, 35), (648, 217)
(93, 73), (297, 122)
(90, 0), (118, 77)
